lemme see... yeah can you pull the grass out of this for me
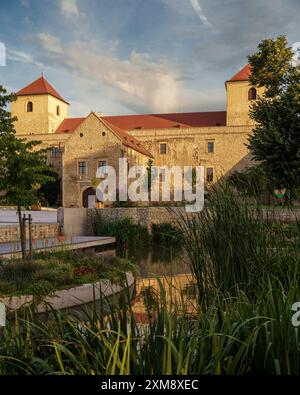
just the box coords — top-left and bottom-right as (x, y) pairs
(172, 183), (300, 306)
(0, 272), (299, 374)
(0, 250), (135, 297)
(0, 182), (299, 374)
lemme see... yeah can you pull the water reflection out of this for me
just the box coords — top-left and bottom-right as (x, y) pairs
(116, 244), (197, 324)
(116, 244), (190, 277)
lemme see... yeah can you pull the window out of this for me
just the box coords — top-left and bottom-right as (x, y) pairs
(206, 167), (214, 183)
(207, 141), (215, 153)
(159, 143), (167, 155)
(27, 101), (33, 112)
(98, 160), (107, 173)
(51, 147), (60, 158)
(78, 161), (87, 175)
(98, 160), (107, 168)
(56, 105), (60, 116)
(248, 87), (257, 100)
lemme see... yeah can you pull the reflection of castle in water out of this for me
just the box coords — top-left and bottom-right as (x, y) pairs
(113, 244), (195, 324)
(132, 274), (197, 324)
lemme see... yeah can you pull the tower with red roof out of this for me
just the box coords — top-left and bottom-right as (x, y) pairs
(11, 75), (69, 135)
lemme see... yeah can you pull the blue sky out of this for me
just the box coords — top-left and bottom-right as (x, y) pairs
(0, 0), (300, 116)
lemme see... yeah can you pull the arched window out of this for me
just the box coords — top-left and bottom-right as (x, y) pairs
(248, 87), (257, 101)
(56, 105), (60, 116)
(27, 101), (33, 112)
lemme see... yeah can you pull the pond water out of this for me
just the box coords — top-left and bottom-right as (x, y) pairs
(116, 244), (197, 323)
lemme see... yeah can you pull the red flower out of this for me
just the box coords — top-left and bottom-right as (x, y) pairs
(74, 266), (93, 276)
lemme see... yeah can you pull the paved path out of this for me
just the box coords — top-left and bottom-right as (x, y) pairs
(0, 210), (57, 225)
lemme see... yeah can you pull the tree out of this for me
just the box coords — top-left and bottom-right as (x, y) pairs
(0, 86), (55, 259)
(38, 172), (61, 207)
(247, 35), (300, 201)
(228, 165), (272, 202)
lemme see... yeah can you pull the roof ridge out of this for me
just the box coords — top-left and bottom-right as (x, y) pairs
(98, 114), (153, 158)
(227, 63), (251, 82)
(16, 76), (69, 104)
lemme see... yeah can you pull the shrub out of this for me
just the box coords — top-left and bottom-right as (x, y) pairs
(89, 211), (149, 248)
(151, 223), (182, 245)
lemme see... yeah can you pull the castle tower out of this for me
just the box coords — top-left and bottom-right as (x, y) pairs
(11, 76), (69, 135)
(225, 64), (263, 126)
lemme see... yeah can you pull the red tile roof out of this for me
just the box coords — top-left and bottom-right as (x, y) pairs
(56, 117), (86, 133)
(100, 117), (153, 158)
(16, 76), (69, 104)
(55, 115), (153, 158)
(103, 111), (227, 131)
(227, 64), (251, 82)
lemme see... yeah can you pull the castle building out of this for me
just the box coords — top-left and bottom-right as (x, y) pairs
(11, 64), (261, 208)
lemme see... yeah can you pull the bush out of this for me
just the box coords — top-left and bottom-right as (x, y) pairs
(89, 211), (149, 248)
(151, 223), (182, 245)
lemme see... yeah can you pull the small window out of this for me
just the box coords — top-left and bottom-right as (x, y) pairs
(159, 143), (167, 155)
(78, 161), (87, 175)
(207, 141), (215, 153)
(51, 147), (60, 158)
(56, 105), (60, 116)
(27, 101), (33, 112)
(248, 87), (257, 101)
(206, 167), (214, 183)
(98, 160), (107, 173)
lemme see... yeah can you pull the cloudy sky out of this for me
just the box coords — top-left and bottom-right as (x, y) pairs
(0, 0), (299, 116)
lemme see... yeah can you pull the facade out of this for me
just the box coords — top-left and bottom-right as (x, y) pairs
(11, 64), (262, 208)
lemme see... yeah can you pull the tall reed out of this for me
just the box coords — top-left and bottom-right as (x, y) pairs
(172, 182), (300, 305)
(0, 272), (299, 374)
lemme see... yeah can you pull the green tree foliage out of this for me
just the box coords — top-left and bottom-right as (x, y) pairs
(0, 85), (56, 259)
(248, 35), (300, 199)
(38, 172), (61, 207)
(228, 165), (272, 199)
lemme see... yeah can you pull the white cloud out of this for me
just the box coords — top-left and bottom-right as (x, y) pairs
(37, 33), (63, 54)
(189, 0), (213, 28)
(20, 0), (29, 7)
(7, 49), (44, 68)
(38, 36), (183, 113)
(60, 0), (79, 17)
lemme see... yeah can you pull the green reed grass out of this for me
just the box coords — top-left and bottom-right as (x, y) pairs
(0, 272), (299, 375)
(0, 183), (299, 375)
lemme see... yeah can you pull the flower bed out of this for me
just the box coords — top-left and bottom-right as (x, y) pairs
(0, 250), (135, 298)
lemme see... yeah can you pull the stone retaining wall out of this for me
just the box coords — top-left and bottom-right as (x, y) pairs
(58, 206), (300, 237)
(0, 223), (60, 243)
(1, 272), (134, 312)
(89, 206), (188, 232)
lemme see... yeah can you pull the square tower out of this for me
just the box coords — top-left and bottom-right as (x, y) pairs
(11, 76), (69, 135)
(226, 64), (263, 126)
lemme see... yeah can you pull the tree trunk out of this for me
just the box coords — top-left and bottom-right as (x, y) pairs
(17, 205), (26, 260)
